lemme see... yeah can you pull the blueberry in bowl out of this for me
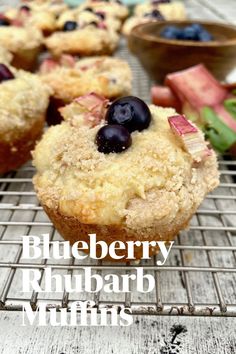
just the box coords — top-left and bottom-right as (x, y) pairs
(160, 23), (213, 42)
(128, 20), (236, 82)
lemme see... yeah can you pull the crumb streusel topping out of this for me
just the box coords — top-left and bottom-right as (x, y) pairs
(45, 27), (119, 57)
(33, 103), (219, 229)
(0, 26), (43, 52)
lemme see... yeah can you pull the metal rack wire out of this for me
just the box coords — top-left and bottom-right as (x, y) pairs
(0, 40), (235, 317)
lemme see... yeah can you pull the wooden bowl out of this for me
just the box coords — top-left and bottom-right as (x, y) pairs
(128, 20), (236, 83)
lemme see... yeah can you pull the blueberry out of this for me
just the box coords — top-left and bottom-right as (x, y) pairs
(63, 21), (78, 31)
(96, 12), (106, 20)
(88, 21), (98, 27)
(160, 26), (180, 40)
(96, 125), (132, 154)
(150, 9), (165, 20)
(20, 5), (31, 11)
(198, 30), (213, 42)
(181, 26), (199, 40)
(190, 23), (204, 34)
(0, 18), (10, 26)
(106, 96), (151, 133)
(0, 64), (14, 83)
(84, 7), (93, 12)
(152, 0), (170, 4)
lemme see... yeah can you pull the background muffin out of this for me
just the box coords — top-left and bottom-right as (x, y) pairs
(134, 0), (186, 18)
(40, 55), (132, 101)
(44, 24), (119, 57)
(79, 0), (129, 22)
(40, 55), (132, 125)
(0, 65), (51, 173)
(123, 1), (186, 35)
(5, 5), (57, 36)
(0, 24), (43, 70)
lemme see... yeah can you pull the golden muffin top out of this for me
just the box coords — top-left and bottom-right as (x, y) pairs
(56, 8), (121, 32)
(33, 96), (219, 229)
(134, 1), (186, 18)
(0, 25), (43, 51)
(44, 26), (119, 57)
(79, 0), (129, 20)
(40, 56), (132, 101)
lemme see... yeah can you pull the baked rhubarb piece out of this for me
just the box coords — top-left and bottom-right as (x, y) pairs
(40, 55), (132, 125)
(152, 64), (236, 154)
(33, 94), (219, 261)
(0, 64), (51, 174)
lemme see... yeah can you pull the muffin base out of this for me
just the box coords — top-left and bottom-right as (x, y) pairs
(11, 46), (42, 72)
(41, 204), (190, 262)
(0, 115), (45, 174)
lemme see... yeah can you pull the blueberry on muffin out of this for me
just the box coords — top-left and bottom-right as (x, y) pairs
(33, 94), (219, 261)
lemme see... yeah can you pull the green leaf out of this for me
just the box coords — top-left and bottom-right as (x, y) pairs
(201, 107), (236, 153)
(224, 98), (236, 119)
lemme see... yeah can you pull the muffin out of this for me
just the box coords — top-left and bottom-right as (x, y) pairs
(19, 0), (68, 16)
(79, 0), (129, 22)
(0, 64), (51, 174)
(134, 0), (186, 18)
(56, 8), (122, 33)
(0, 21), (43, 71)
(33, 95), (219, 261)
(123, 1), (186, 35)
(40, 55), (132, 125)
(44, 21), (119, 57)
(5, 5), (57, 36)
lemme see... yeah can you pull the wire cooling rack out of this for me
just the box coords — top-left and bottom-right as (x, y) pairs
(0, 40), (236, 317)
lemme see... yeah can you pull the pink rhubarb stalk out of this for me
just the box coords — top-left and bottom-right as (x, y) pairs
(59, 54), (76, 68)
(39, 58), (59, 74)
(168, 115), (211, 162)
(165, 64), (228, 109)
